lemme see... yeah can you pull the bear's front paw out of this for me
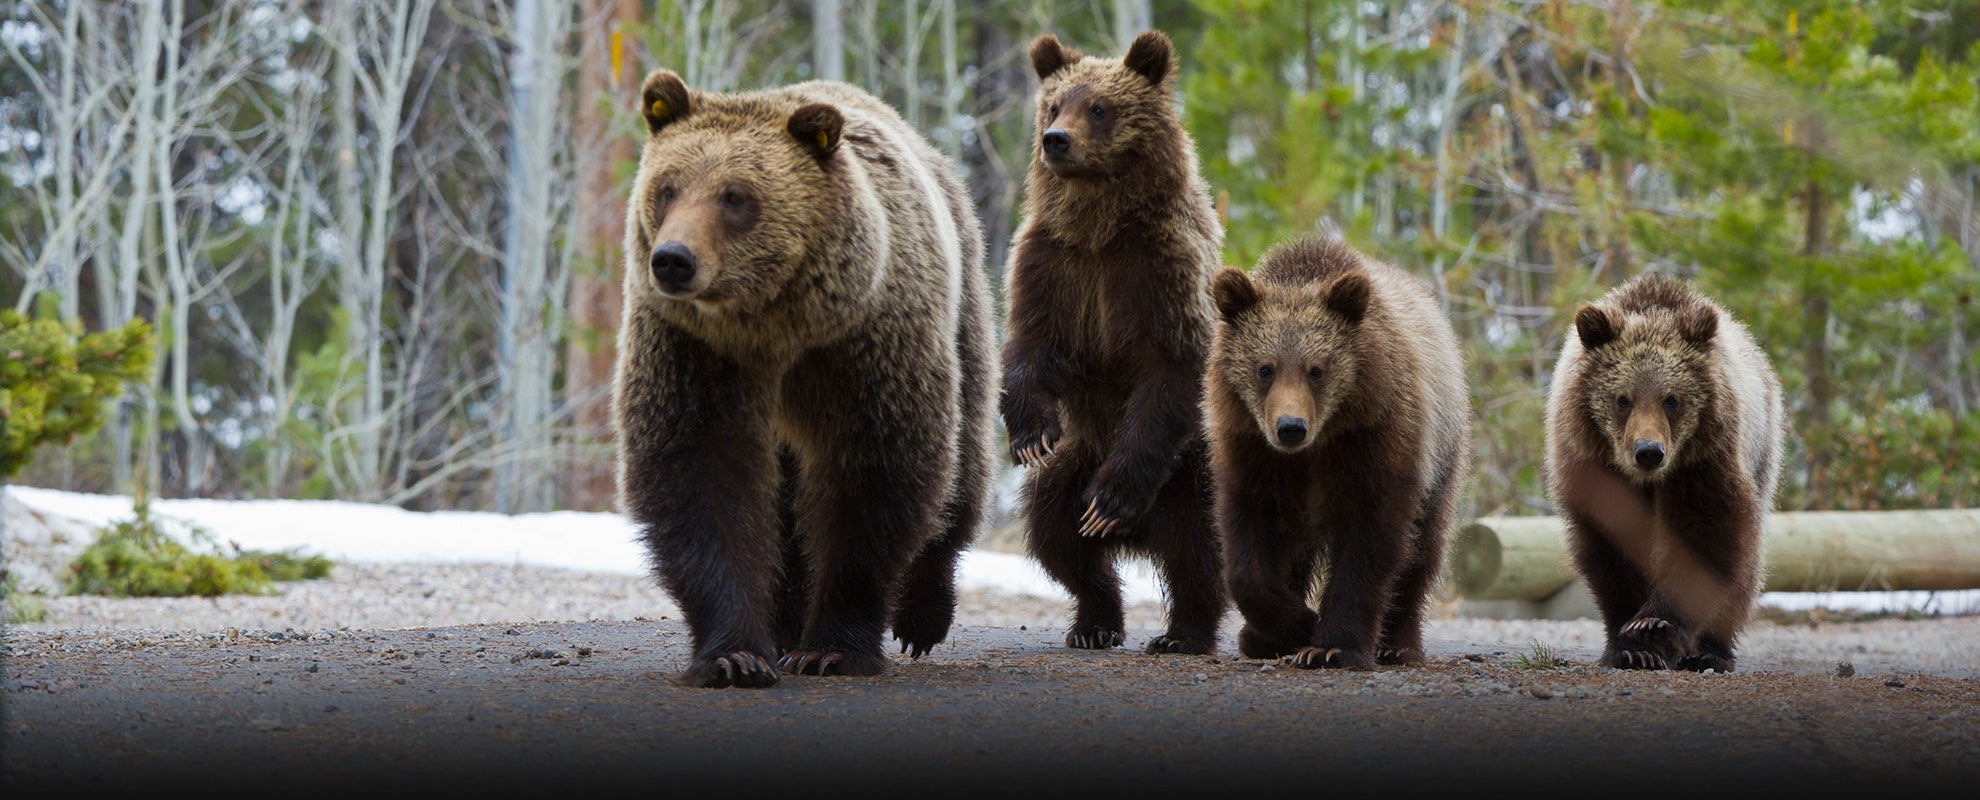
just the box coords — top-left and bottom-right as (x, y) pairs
(777, 647), (889, 677)
(1615, 614), (1691, 667)
(1005, 404), (1064, 468)
(1289, 645), (1375, 671)
(1676, 652), (1736, 673)
(1077, 486), (1151, 538)
(1376, 646), (1424, 666)
(681, 650), (780, 688)
(1065, 624), (1124, 650)
(1144, 633), (1214, 655)
(1237, 624), (1302, 660)
(1602, 648), (1670, 670)
(890, 597), (956, 660)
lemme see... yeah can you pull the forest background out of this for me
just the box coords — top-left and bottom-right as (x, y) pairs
(2, 0), (1976, 527)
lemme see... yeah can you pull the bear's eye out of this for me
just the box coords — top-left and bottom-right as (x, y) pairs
(1049, 103), (1060, 118)
(1089, 103), (1105, 119)
(1257, 364), (1275, 382)
(1306, 366), (1323, 382)
(1662, 394), (1679, 411)
(659, 186), (677, 203)
(1615, 395), (1632, 410)
(718, 191), (746, 209)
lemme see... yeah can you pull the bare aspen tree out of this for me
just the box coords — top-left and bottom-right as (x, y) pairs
(496, 0), (579, 513)
(814, 0), (845, 81)
(1111, 0), (1151, 50)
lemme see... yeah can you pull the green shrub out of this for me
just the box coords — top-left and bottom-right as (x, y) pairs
(65, 499), (333, 598)
(0, 306), (153, 480)
(4, 581), (49, 624)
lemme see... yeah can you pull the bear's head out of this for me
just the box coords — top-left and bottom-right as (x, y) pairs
(1569, 285), (1720, 483)
(628, 69), (855, 314)
(1026, 30), (1177, 179)
(1209, 266), (1372, 454)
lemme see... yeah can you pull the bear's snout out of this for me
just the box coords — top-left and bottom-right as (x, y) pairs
(650, 242), (699, 295)
(1041, 129), (1072, 157)
(1633, 439), (1666, 471)
(1274, 416), (1308, 448)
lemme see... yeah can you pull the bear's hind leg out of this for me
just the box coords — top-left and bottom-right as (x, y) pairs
(890, 402), (991, 659)
(771, 446), (808, 655)
(1026, 449), (1127, 649)
(782, 448), (948, 677)
(1141, 450), (1226, 655)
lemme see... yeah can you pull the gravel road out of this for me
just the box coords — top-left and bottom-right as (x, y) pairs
(5, 561), (1978, 794)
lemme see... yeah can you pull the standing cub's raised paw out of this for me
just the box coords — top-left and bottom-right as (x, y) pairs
(682, 651), (781, 688)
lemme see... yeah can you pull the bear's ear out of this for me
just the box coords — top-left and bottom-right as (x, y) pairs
(1575, 305), (1621, 350)
(640, 70), (692, 135)
(787, 103), (844, 159)
(1030, 34), (1080, 81)
(1211, 268), (1259, 323)
(1325, 272), (1371, 324)
(1679, 304), (1718, 348)
(1123, 30), (1174, 86)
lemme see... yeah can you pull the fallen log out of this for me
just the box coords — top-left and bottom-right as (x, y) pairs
(1452, 510), (1980, 601)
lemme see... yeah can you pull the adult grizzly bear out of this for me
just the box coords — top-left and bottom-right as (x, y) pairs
(1000, 30), (1229, 655)
(1545, 273), (1785, 672)
(1206, 236), (1472, 670)
(612, 70), (994, 688)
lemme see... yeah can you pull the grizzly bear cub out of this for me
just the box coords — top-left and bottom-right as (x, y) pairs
(999, 30), (1229, 654)
(1545, 273), (1785, 672)
(1206, 236), (1472, 670)
(613, 70), (995, 688)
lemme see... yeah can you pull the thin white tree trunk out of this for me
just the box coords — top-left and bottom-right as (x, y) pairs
(813, 0), (844, 82)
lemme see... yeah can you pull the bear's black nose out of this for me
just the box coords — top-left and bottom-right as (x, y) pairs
(1041, 129), (1071, 155)
(1275, 416), (1308, 447)
(650, 242), (697, 292)
(1633, 440), (1665, 470)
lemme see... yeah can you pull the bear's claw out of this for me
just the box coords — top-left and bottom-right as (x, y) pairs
(683, 651), (779, 689)
(1144, 634), (1213, 655)
(1610, 649), (1669, 670)
(1077, 499), (1123, 537)
(1065, 627), (1124, 649)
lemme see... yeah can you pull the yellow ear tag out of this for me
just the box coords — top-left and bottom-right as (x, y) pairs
(649, 99), (668, 119)
(816, 130), (831, 150)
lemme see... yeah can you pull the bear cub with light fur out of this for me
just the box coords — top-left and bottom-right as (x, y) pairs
(1545, 273), (1785, 672)
(1206, 236), (1471, 670)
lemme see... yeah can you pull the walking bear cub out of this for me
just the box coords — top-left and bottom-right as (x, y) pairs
(1206, 236), (1471, 670)
(613, 70), (995, 687)
(999, 30), (1229, 654)
(1545, 273), (1784, 672)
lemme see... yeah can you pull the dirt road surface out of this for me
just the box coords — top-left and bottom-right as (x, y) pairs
(6, 616), (1978, 796)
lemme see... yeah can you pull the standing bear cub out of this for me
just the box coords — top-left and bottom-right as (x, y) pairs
(612, 70), (995, 688)
(999, 29), (1229, 654)
(1206, 236), (1471, 670)
(1545, 273), (1784, 672)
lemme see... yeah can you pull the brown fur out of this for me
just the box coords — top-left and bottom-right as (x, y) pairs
(999, 30), (1229, 654)
(1206, 236), (1472, 670)
(1545, 273), (1785, 672)
(613, 70), (994, 688)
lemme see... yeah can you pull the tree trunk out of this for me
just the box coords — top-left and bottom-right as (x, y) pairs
(565, 0), (639, 512)
(1455, 512), (1980, 600)
(1800, 179), (1832, 509)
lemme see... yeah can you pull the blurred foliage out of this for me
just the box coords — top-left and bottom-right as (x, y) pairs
(65, 497), (332, 598)
(0, 299), (153, 481)
(1188, 0), (1980, 514)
